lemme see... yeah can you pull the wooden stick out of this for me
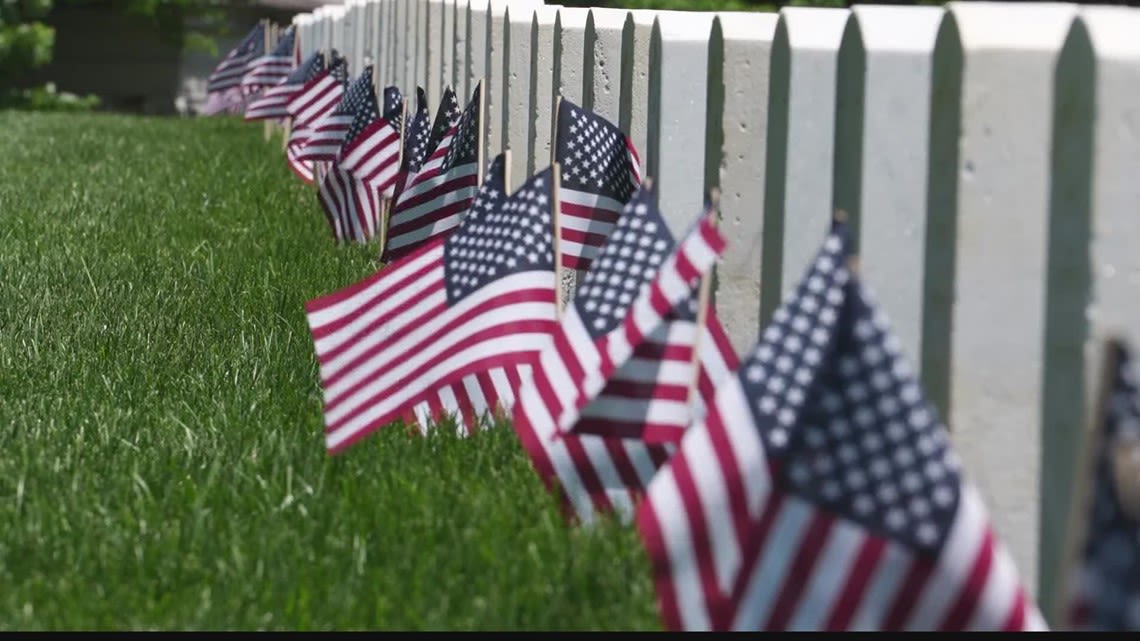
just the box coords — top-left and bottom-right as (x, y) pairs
(501, 149), (512, 196)
(1050, 336), (1123, 627)
(552, 161), (563, 319)
(476, 78), (486, 188)
(378, 97), (409, 260)
(551, 95), (562, 167)
(263, 20), (273, 142)
(687, 198), (718, 407)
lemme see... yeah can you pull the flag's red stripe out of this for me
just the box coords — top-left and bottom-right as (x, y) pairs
(881, 557), (934, 629)
(763, 513), (835, 630)
(823, 536), (887, 630)
(937, 527), (995, 631)
(635, 498), (685, 631)
(324, 306), (554, 429)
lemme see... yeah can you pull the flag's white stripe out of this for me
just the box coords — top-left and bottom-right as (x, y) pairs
(386, 212), (465, 252)
(623, 439), (662, 488)
(965, 529), (1021, 631)
(322, 282), (542, 403)
(559, 211), (617, 235)
(389, 163), (478, 223)
(438, 385), (462, 423)
(559, 188), (626, 214)
(717, 380), (772, 519)
(903, 484), (986, 629)
(318, 284), (446, 378)
(685, 424), (742, 595)
(536, 337), (580, 421)
(785, 521), (865, 630)
(577, 435), (636, 519)
(328, 323), (555, 449)
(648, 464), (713, 631)
(578, 396), (690, 425)
(730, 498), (813, 630)
(519, 381), (596, 520)
(308, 250), (443, 330)
(590, 356), (693, 387)
(848, 540), (911, 630)
(489, 367), (514, 409)
(462, 374), (488, 417)
(560, 239), (593, 262)
(321, 273), (554, 413)
(414, 402), (432, 434)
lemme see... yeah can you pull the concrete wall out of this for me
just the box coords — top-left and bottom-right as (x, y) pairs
(286, 0), (1140, 617)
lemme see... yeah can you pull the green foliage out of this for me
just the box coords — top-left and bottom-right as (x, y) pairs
(0, 1), (55, 78)
(0, 81), (100, 111)
(0, 112), (660, 630)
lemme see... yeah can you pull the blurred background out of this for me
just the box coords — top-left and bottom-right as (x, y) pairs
(1, 0), (1136, 117)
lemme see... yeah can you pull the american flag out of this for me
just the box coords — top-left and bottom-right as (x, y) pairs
(339, 85), (405, 199)
(635, 220), (1045, 631)
(554, 98), (643, 271)
(205, 22), (265, 94)
(241, 25), (296, 94)
(316, 161), (381, 244)
(572, 285), (739, 446)
(286, 52), (348, 131)
(391, 87), (434, 195)
(200, 87), (247, 116)
(286, 143), (316, 184)
(283, 54), (347, 184)
(403, 154), (526, 435)
(305, 166), (560, 455)
(382, 85), (480, 263)
(511, 189), (727, 524)
(1063, 338), (1140, 630)
(295, 66), (375, 163)
(245, 50), (325, 122)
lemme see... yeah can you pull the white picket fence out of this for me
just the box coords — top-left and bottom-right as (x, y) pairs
(288, 0), (1140, 610)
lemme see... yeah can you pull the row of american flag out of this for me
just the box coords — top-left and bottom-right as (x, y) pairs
(203, 20), (1140, 631)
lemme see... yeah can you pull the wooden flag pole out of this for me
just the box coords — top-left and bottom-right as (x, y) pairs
(502, 149), (512, 197)
(551, 95), (561, 166)
(1050, 336), (1125, 626)
(379, 96), (409, 260)
(686, 185), (716, 407)
(263, 20), (274, 142)
(552, 161), (563, 319)
(283, 24), (303, 151)
(476, 78), (486, 187)
(550, 96), (564, 317)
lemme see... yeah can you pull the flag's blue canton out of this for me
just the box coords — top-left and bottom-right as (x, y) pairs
(444, 166), (555, 304)
(439, 86), (479, 173)
(382, 86), (404, 133)
(742, 222), (961, 554)
(285, 51), (325, 85)
(426, 86), (462, 158)
(344, 77), (380, 146)
(334, 67), (373, 117)
(556, 100), (637, 201)
(402, 88), (432, 173)
(270, 25), (295, 57)
(572, 187), (677, 339)
(244, 23), (267, 59)
(1080, 341), (1140, 629)
(329, 53), (349, 87)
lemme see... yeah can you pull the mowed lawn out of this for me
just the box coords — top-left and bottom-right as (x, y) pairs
(0, 112), (658, 630)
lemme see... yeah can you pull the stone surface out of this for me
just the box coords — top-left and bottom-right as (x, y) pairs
(758, 6), (849, 327)
(647, 10), (717, 233)
(706, 11), (778, 358)
(529, 6), (560, 176)
(933, 1), (1078, 599)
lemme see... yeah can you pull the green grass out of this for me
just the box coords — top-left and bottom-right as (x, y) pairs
(0, 112), (659, 630)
